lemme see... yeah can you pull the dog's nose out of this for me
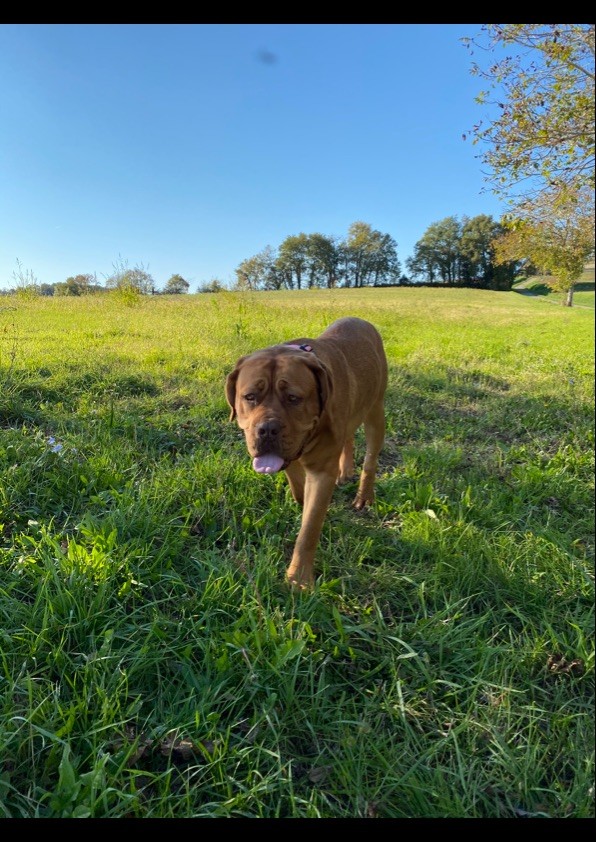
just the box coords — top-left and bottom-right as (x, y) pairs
(256, 419), (280, 440)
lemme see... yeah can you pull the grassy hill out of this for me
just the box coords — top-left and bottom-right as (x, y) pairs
(0, 287), (593, 818)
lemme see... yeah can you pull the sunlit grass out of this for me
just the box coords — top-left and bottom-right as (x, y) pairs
(0, 287), (593, 817)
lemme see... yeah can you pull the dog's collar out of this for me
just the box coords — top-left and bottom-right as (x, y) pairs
(286, 343), (314, 353)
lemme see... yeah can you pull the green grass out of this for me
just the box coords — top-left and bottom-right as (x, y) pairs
(0, 287), (594, 818)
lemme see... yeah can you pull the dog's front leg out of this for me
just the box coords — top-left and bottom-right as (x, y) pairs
(285, 466), (337, 590)
(285, 461), (306, 506)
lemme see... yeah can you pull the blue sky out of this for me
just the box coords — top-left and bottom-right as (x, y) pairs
(0, 23), (506, 291)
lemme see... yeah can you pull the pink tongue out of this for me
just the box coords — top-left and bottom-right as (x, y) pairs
(253, 454), (285, 474)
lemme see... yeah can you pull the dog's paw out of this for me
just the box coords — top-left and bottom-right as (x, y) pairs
(352, 493), (374, 510)
(336, 472), (356, 486)
(285, 567), (314, 591)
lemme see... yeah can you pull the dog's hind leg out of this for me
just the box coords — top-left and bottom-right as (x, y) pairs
(353, 400), (385, 510)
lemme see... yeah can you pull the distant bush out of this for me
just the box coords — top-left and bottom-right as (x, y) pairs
(197, 279), (224, 293)
(110, 284), (142, 307)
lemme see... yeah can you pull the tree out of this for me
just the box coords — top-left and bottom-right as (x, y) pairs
(370, 232), (401, 286)
(459, 214), (519, 289)
(493, 187), (594, 306)
(122, 268), (155, 295)
(69, 273), (96, 293)
(277, 234), (310, 290)
(414, 217), (462, 284)
(164, 274), (190, 294)
(406, 241), (439, 283)
(342, 222), (401, 287)
(465, 26), (595, 302)
(234, 246), (279, 291)
(54, 280), (79, 296)
(305, 233), (340, 288)
(197, 278), (225, 293)
(343, 221), (373, 287)
(105, 257), (155, 294)
(407, 215), (518, 288)
(54, 274), (96, 296)
(464, 24), (595, 209)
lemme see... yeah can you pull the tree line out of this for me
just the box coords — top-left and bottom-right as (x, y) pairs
(1, 258), (193, 298)
(2, 215), (523, 298)
(407, 214), (519, 289)
(234, 216), (519, 292)
(234, 222), (401, 291)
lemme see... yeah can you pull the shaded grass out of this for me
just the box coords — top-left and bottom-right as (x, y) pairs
(0, 287), (593, 817)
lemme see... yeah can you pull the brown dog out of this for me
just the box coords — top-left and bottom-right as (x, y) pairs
(225, 316), (388, 588)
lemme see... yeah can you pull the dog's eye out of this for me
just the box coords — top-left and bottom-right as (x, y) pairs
(243, 393), (257, 403)
(286, 394), (301, 405)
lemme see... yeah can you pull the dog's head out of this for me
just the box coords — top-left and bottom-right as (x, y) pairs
(225, 345), (332, 474)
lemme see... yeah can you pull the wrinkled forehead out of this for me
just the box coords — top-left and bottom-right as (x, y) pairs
(237, 352), (316, 391)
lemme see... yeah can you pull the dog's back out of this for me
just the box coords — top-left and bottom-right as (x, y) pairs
(314, 317), (387, 420)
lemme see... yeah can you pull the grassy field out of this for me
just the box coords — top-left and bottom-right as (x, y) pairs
(0, 287), (594, 818)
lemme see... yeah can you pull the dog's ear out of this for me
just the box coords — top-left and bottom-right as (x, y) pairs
(225, 362), (242, 421)
(304, 356), (333, 415)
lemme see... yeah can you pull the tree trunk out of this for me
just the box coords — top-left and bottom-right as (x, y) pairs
(564, 285), (575, 307)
